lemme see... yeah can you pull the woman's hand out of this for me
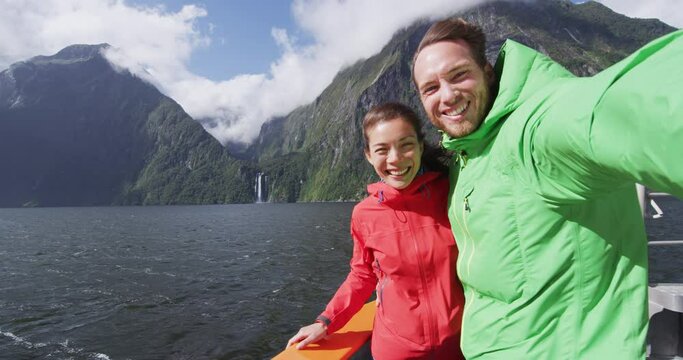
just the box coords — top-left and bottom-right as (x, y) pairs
(286, 322), (327, 350)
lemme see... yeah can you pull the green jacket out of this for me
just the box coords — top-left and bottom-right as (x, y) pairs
(443, 30), (683, 359)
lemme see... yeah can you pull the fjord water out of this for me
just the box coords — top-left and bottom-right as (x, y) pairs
(0, 203), (356, 359)
(0, 200), (681, 359)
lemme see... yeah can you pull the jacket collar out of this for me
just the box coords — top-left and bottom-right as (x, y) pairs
(441, 39), (574, 157)
(367, 171), (441, 206)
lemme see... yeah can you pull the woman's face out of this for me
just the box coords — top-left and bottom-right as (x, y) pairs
(364, 117), (423, 190)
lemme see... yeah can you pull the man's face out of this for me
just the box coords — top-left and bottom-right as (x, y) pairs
(413, 39), (493, 139)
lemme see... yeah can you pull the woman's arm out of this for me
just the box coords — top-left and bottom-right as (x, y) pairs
(286, 218), (377, 349)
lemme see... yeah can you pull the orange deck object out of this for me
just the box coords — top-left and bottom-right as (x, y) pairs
(273, 301), (375, 360)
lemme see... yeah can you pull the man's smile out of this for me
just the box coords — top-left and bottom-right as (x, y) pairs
(443, 101), (469, 118)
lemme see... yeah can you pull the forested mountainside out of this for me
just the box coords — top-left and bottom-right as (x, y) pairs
(248, 0), (675, 202)
(0, 0), (675, 206)
(0, 44), (254, 207)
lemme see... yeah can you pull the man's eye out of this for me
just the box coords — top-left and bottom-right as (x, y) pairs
(401, 143), (415, 150)
(422, 85), (437, 96)
(451, 71), (467, 81)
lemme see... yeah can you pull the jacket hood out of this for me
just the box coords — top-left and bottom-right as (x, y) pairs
(367, 171), (442, 206)
(441, 39), (574, 156)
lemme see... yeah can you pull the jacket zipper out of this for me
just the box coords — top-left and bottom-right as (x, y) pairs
(375, 259), (387, 306)
(403, 197), (438, 350)
(451, 152), (476, 350)
(458, 151), (468, 170)
(451, 151), (470, 278)
(460, 187), (478, 353)
(454, 150), (475, 277)
(462, 189), (475, 280)
(452, 188), (475, 277)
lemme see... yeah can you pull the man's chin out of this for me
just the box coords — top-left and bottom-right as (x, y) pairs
(443, 126), (474, 139)
(441, 118), (483, 139)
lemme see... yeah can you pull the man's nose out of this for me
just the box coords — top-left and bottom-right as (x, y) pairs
(439, 83), (459, 105)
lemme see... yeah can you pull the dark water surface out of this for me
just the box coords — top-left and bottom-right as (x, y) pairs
(0, 203), (356, 360)
(645, 196), (683, 284)
(0, 199), (681, 359)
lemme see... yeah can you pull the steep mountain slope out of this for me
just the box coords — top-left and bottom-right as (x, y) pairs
(0, 44), (254, 207)
(0, 0), (675, 206)
(250, 0), (676, 202)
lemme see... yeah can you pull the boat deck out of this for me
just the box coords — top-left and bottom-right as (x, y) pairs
(649, 283), (683, 359)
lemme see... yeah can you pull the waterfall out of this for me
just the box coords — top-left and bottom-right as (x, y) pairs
(254, 172), (268, 203)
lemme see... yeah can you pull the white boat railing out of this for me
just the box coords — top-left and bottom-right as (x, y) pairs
(637, 184), (672, 219)
(640, 184), (683, 359)
(649, 240), (683, 246)
(648, 284), (683, 360)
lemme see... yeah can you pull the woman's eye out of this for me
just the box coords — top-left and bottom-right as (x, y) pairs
(401, 143), (415, 150)
(375, 148), (388, 155)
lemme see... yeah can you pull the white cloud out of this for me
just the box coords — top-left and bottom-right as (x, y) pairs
(595, 0), (682, 28)
(0, 1), (208, 77)
(0, 0), (494, 145)
(1, 0), (678, 145)
(165, 0), (490, 144)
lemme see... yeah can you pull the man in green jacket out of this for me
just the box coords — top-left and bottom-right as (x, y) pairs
(412, 18), (683, 359)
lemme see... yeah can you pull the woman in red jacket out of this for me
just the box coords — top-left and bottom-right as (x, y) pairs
(286, 102), (465, 359)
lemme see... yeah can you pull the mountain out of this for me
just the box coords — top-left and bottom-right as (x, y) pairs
(0, 44), (255, 207)
(0, 0), (676, 207)
(248, 0), (677, 202)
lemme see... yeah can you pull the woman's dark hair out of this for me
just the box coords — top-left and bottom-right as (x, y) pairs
(362, 102), (450, 174)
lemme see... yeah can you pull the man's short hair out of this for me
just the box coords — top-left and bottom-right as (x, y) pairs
(412, 18), (488, 84)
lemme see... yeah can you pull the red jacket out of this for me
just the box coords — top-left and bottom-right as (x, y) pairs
(319, 172), (464, 359)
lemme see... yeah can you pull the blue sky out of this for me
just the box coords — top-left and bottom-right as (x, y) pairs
(129, 0), (306, 80)
(124, 0), (679, 84)
(0, 0), (680, 144)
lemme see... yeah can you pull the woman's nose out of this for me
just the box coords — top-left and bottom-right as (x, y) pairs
(387, 148), (402, 163)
